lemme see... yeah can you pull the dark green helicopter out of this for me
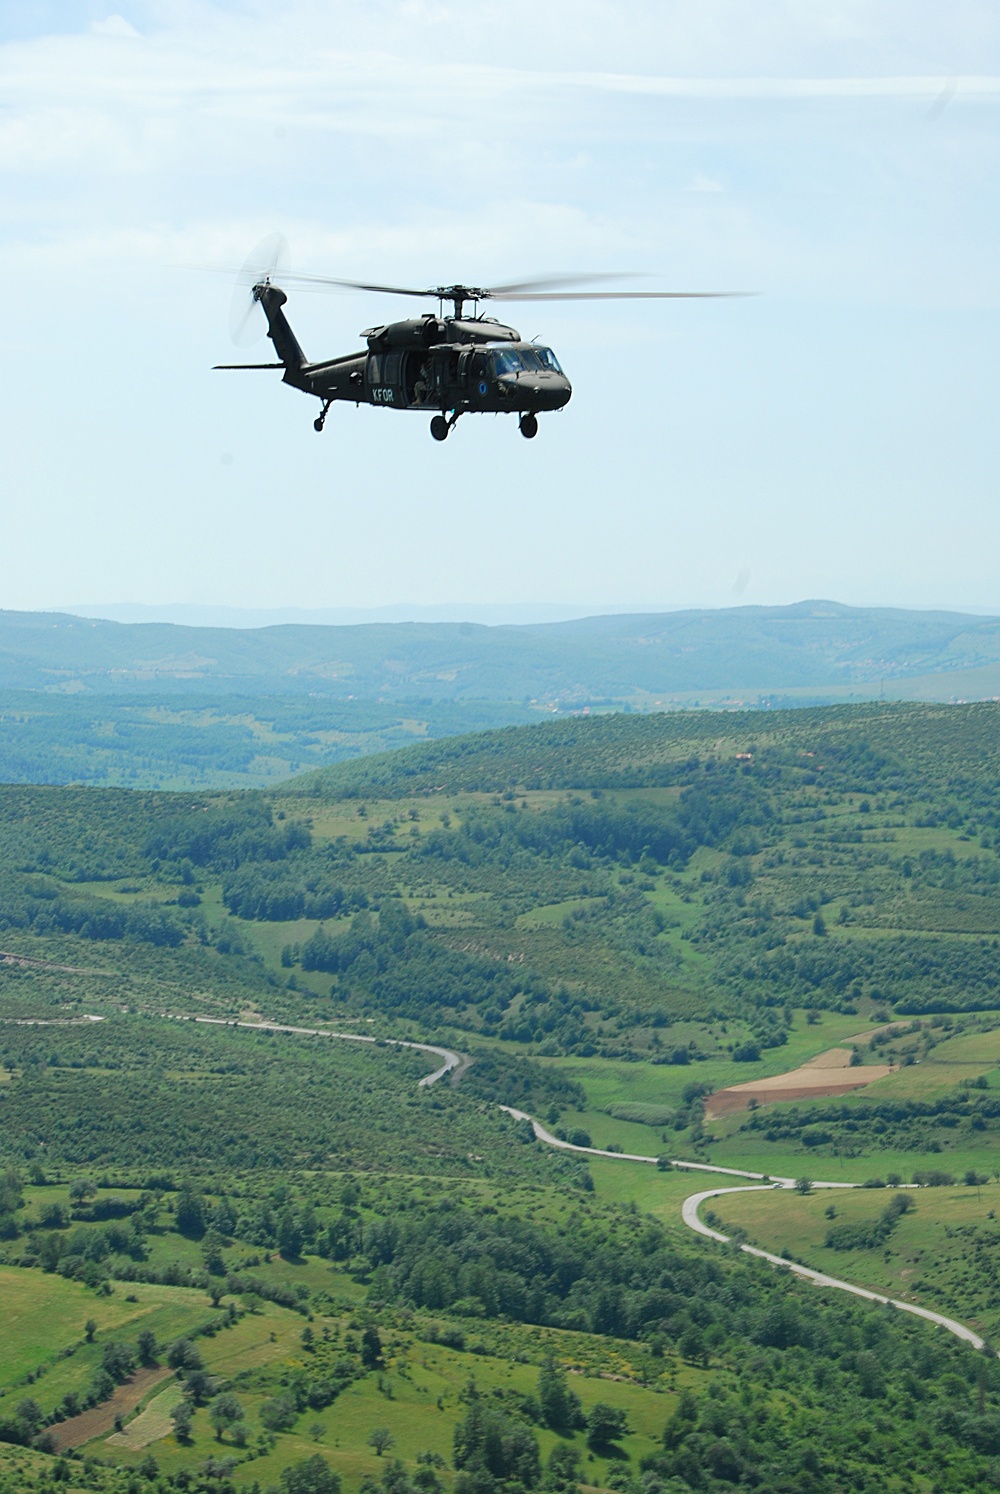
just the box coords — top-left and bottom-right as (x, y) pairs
(215, 235), (743, 441)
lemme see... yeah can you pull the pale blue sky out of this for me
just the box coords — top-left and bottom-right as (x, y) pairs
(2, 1), (999, 616)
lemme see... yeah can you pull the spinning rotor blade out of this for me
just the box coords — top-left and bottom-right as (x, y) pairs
(229, 232), (290, 347)
(487, 289), (753, 302)
(275, 271), (436, 298)
(273, 271), (646, 300)
(483, 273), (643, 295)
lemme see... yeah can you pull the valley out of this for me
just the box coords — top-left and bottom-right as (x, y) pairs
(2, 700), (1000, 1492)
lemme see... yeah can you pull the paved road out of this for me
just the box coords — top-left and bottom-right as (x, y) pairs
(165, 1012), (466, 1087)
(684, 1182), (985, 1349)
(504, 1107), (988, 1353)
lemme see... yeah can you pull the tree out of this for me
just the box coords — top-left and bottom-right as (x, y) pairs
(361, 1325), (384, 1370)
(209, 1392), (245, 1442)
(211, 1196), (238, 1237)
(544, 1443), (582, 1492)
(586, 1402), (628, 1451)
(184, 1369), (215, 1406)
(175, 1187), (206, 1239)
(69, 1178), (97, 1205)
(538, 1356), (583, 1433)
(167, 1337), (203, 1372)
(453, 1397), (540, 1488)
(278, 1208), (304, 1259)
(794, 1178), (813, 1195)
(101, 1341), (136, 1382)
(170, 1401), (193, 1443)
(202, 1229), (226, 1276)
(84, 1318), (98, 1343)
(260, 1393), (300, 1432)
(281, 1455), (342, 1494)
(679, 1325), (706, 1365)
(136, 1329), (158, 1366)
(368, 1426), (395, 1457)
(15, 1399), (43, 1435)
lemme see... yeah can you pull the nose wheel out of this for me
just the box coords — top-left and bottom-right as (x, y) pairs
(430, 413), (460, 442)
(519, 413), (538, 440)
(313, 399), (332, 433)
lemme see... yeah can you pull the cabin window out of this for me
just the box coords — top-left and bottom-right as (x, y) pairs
(383, 353), (401, 383)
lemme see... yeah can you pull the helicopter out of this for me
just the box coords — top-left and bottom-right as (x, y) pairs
(214, 236), (745, 441)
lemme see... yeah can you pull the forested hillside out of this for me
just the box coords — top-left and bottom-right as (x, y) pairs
(2, 701), (1000, 1493)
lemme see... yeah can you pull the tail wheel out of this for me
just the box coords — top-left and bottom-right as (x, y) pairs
(519, 413), (538, 440)
(430, 415), (450, 442)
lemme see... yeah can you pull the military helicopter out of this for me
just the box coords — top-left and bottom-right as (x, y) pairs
(215, 235), (744, 441)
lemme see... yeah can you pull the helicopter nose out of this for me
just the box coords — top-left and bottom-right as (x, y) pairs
(539, 375), (572, 410)
(500, 373), (572, 410)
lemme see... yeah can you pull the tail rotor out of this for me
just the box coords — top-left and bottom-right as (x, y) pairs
(228, 232), (290, 347)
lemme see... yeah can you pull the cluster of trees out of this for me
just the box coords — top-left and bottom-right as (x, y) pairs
(824, 1190), (915, 1251)
(0, 873), (187, 947)
(223, 864), (368, 922)
(416, 774), (773, 877)
(740, 1083), (1000, 1156)
(728, 932), (1000, 1014)
(145, 799), (311, 872)
(299, 902), (560, 1029)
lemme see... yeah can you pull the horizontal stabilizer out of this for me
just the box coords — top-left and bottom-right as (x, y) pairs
(212, 362), (285, 370)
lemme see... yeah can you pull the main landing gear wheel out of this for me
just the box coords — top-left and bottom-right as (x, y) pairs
(313, 399), (331, 433)
(430, 415), (450, 442)
(519, 413), (538, 440)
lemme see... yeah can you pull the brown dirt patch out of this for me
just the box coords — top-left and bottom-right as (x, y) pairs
(705, 1048), (896, 1119)
(801, 1046), (854, 1069)
(51, 1366), (171, 1450)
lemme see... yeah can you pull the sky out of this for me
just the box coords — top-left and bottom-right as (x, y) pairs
(3, 0), (1000, 620)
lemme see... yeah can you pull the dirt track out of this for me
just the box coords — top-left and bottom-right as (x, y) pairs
(51, 1366), (171, 1449)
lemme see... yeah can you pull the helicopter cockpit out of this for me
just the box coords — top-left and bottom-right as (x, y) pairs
(491, 346), (564, 376)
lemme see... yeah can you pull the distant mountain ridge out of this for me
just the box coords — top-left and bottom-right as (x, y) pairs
(3, 601), (1000, 705)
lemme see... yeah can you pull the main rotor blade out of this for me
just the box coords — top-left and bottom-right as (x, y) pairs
(488, 289), (755, 301)
(484, 273), (643, 295)
(276, 271), (435, 298)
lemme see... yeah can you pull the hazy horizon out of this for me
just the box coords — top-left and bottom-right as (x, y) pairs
(48, 597), (1000, 631)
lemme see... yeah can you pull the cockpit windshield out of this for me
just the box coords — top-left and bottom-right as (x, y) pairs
(491, 347), (563, 376)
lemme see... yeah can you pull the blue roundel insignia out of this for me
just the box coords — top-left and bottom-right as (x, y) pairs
(478, 381), (488, 396)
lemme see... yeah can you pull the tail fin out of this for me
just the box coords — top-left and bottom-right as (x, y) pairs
(256, 284), (307, 379)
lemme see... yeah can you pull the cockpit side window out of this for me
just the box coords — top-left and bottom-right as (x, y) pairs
(535, 347), (563, 373)
(492, 350), (522, 376)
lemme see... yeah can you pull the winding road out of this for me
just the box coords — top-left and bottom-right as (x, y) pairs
(165, 1013), (465, 1087)
(65, 1009), (989, 1353)
(503, 1106), (987, 1352)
